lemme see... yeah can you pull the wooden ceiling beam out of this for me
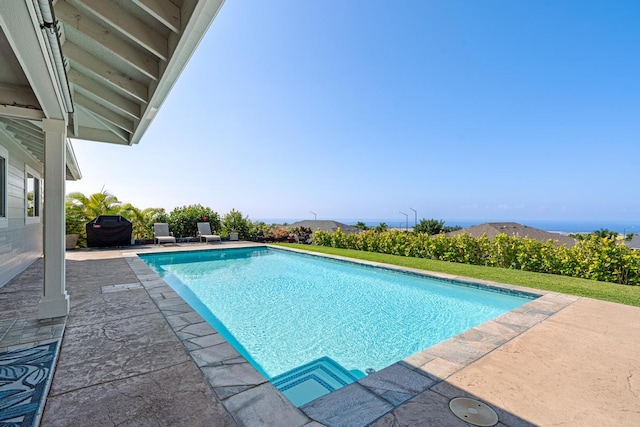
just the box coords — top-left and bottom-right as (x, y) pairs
(64, 42), (148, 103)
(76, 0), (168, 61)
(0, 83), (41, 109)
(132, 0), (181, 34)
(57, 1), (159, 80)
(71, 124), (130, 145)
(4, 121), (43, 140)
(74, 93), (134, 134)
(4, 128), (44, 154)
(67, 68), (141, 120)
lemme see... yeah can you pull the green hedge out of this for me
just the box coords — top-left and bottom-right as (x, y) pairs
(167, 204), (221, 238)
(313, 229), (640, 286)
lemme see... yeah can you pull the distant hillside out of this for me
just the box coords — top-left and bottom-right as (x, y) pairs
(447, 222), (577, 247)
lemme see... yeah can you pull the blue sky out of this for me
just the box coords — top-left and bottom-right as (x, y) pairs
(67, 0), (640, 225)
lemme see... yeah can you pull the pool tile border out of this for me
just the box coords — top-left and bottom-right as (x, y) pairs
(124, 245), (579, 426)
(269, 246), (541, 300)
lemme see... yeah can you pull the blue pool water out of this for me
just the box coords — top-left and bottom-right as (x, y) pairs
(140, 247), (536, 405)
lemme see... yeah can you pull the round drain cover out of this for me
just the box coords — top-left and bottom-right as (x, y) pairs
(449, 397), (499, 426)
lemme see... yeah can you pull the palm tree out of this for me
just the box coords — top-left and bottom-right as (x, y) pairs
(66, 189), (124, 219)
(414, 218), (446, 235)
(354, 221), (369, 231)
(593, 228), (618, 240)
(120, 204), (164, 240)
(65, 199), (86, 234)
(375, 222), (388, 232)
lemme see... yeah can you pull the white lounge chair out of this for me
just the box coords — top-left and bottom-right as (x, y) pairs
(197, 222), (221, 243)
(154, 223), (176, 245)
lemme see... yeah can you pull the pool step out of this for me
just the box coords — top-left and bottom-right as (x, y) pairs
(271, 356), (358, 407)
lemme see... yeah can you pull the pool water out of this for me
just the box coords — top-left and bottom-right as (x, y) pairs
(141, 247), (535, 405)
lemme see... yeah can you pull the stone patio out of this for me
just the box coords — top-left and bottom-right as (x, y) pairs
(0, 242), (639, 426)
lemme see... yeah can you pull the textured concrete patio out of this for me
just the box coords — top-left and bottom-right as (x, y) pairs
(0, 243), (638, 426)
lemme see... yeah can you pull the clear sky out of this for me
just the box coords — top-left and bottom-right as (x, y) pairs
(67, 0), (640, 225)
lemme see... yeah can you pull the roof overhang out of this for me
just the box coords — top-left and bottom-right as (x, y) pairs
(0, 0), (224, 179)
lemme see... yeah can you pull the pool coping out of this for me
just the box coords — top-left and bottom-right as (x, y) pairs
(123, 244), (579, 426)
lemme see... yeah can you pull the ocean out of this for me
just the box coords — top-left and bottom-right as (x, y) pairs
(256, 218), (640, 235)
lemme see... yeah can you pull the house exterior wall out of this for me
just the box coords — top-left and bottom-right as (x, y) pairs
(0, 137), (44, 288)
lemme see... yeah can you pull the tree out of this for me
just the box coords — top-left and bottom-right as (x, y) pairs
(354, 221), (369, 231)
(221, 209), (253, 239)
(375, 222), (388, 232)
(252, 221), (271, 240)
(443, 224), (463, 233)
(65, 199), (86, 235)
(65, 189), (128, 248)
(414, 218), (445, 235)
(120, 204), (164, 240)
(413, 218), (462, 235)
(168, 204), (220, 238)
(592, 228), (618, 240)
(66, 189), (124, 219)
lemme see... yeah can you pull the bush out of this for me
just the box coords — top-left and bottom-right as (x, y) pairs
(221, 209), (253, 240)
(65, 200), (87, 247)
(65, 202), (86, 235)
(253, 221), (271, 240)
(414, 218), (446, 235)
(271, 227), (290, 242)
(293, 226), (313, 242)
(168, 205), (220, 238)
(311, 230), (640, 286)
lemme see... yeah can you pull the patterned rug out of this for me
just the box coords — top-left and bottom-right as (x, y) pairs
(0, 342), (58, 427)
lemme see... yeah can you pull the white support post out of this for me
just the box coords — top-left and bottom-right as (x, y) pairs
(38, 118), (69, 319)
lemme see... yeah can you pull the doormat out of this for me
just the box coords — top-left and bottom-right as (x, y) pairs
(0, 341), (58, 427)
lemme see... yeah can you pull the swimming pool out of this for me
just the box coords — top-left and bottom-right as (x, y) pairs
(140, 247), (536, 406)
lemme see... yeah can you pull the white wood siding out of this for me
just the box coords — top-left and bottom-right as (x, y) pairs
(0, 137), (43, 288)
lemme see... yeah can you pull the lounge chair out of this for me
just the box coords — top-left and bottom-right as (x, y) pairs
(197, 222), (221, 243)
(154, 223), (176, 245)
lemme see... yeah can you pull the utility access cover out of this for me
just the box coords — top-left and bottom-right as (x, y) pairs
(449, 397), (499, 426)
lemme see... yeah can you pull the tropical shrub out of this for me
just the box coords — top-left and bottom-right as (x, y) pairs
(65, 190), (248, 244)
(221, 209), (253, 239)
(566, 235), (639, 284)
(120, 205), (165, 240)
(168, 204), (220, 238)
(311, 230), (640, 286)
(313, 229), (332, 246)
(65, 199), (86, 235)
(65, 190), (127, 247)
(252, 221), (270, 239)
(375, 223), (388, 232)
(414, 218), (463, 235)
(154, 209), (169, 224)
(294, 226), (313, 242)
(414, 218), (446, 235)
(354, 221), (369, 231)
(66, 190), (124, 219)
(268, 227), (290, 242)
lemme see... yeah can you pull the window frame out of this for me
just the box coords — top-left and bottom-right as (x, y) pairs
(25, 165), (41, 224)
(0, 145), (7, 228)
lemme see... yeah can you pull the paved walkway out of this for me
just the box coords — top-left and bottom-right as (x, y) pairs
(0, 243), (638, 426)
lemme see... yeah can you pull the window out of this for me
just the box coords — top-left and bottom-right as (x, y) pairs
(0, 145), (7, 228)
(25, 165), (41, 224)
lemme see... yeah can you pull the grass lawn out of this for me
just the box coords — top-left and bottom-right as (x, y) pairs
(276, 244), (640, 307)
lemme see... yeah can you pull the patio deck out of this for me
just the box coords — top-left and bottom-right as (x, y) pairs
(1, 242), (639, 426)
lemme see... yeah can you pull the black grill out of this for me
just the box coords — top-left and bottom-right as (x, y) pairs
(86, 215), (132, 247)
